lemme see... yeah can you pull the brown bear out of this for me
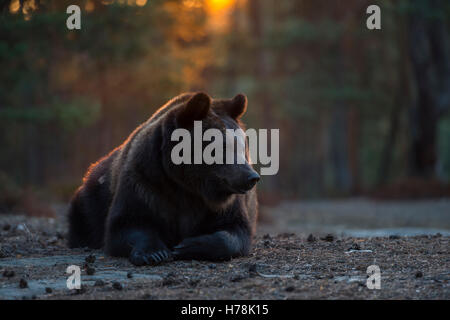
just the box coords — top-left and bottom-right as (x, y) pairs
(68, 92), (259, 266)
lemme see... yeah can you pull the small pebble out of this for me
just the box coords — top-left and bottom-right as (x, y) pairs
(415, 271), (423, 278)
(307, 234), (316, 242)
(189, 279), (200, 287)
(2, 270), (15, 278)
(285, 286), (295, 292)
(112, 282), (123, 290)
(230, 274), (246, 282)
(162, 273), (178, 286)
(94, 280), (105, 287)
(349, 243), (361, 250)
(45, 287), (53, 293)
(85, 254), (96, 264)
(3, 224), (11, 231)
(208, 264), (217, 269)
(248, 263), (258, 275)
(19, 278), (28, 289)
(47, 237), (59, 245)
(86, 266), (95, 275)
(127, 272), (133, 279)
(74, 286), (87, 294)
(321, 234), (334, 242)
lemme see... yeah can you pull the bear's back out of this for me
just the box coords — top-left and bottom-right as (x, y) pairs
(107, 93), (196, 194)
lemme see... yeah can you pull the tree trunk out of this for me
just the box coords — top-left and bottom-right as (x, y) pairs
(408, 0), (450, 177)
(347, 107), (361, 194)
(378, 103), (402, 185)
(330, 105), (351, 193)
(248, 0), (277, 190)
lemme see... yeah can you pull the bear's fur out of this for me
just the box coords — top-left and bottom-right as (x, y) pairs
(68, 92), (259, 266)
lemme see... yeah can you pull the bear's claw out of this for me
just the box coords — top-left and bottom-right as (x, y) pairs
(129, 249), (172, 266)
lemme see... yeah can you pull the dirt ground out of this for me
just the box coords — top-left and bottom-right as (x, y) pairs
(0, 209), (449, 300)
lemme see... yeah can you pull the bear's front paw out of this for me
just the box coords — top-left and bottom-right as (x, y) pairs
(172, 237), (201, 259)
(172, 233), (232, 261)
(129, 249), (172, 266)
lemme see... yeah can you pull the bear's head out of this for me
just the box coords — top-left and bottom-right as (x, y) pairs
(163, 92), (260, 207)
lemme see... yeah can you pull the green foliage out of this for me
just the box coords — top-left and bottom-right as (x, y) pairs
(438, 116), (450, 182)
(267, 18), (343, 48)
(0, 0), (449, 200)
(0, 171), (23, 212)
(0, 97), (100, 130)
(53, 98), (101, 131)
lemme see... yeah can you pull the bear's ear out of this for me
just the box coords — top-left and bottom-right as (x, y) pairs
(177, 92), (211, 127)
(227, 94), (248, 119)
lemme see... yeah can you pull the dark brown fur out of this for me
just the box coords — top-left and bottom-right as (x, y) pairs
(68, 92), (259, 266)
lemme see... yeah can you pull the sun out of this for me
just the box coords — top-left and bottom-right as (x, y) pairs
(204, 0), (237, 32)
(206, 0), (235, 13)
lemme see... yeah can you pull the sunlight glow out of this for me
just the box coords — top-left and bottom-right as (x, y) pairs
(207, 0), (235, 13)
(9, 0), (20, 13)
(182, 0), (202, 9)
(205, 0), (237, 32)
(136, 0), (148, 6)
(21, 0), (37, 19)
(85, 0), (95, 12)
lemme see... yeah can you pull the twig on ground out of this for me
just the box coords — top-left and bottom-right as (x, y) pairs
(256, 271), (295, 279)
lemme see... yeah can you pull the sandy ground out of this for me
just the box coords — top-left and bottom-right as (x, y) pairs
(0, 201), (449, 300)
(258, 199), (450, 236)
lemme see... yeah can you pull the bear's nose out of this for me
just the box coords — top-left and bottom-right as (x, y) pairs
(247, 172), (260, 187)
